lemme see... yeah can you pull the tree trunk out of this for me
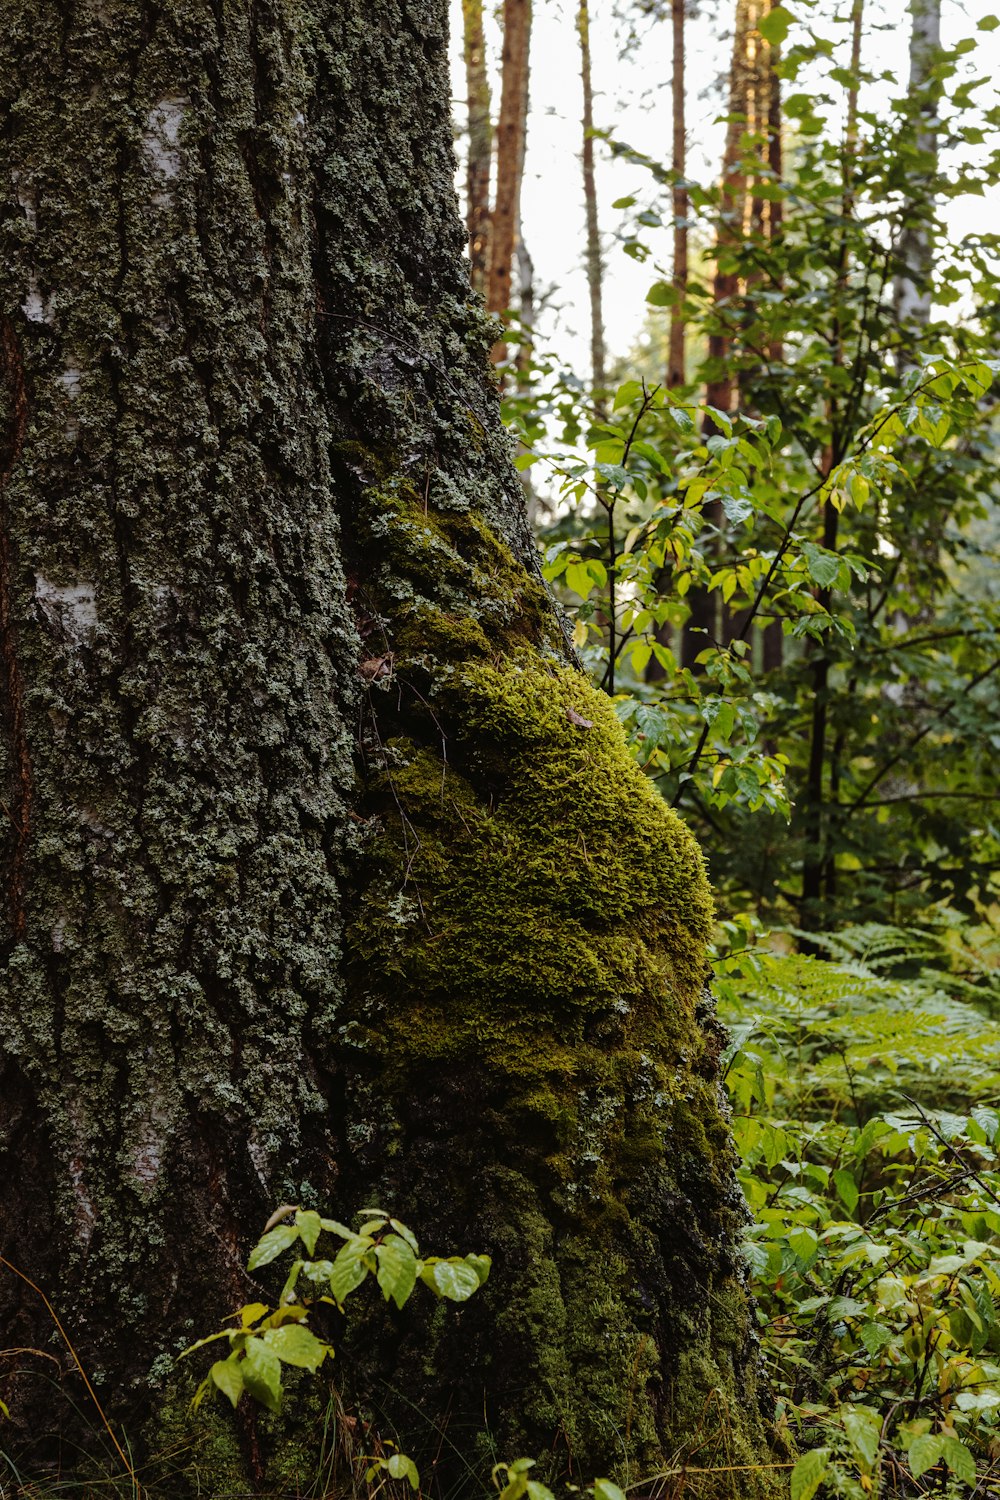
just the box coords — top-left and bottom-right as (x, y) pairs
(487, 0), (531, 355)
(0, 3), (780, 1496)
(682, 0), (752, 672)
(578, 0), (607, 408)
(463, 0), (494, 295)
(667, 0), (688, 390)
(893, 0), (941, 344)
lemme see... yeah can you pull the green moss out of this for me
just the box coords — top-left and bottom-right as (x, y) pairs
(334, 479), (782, 1494)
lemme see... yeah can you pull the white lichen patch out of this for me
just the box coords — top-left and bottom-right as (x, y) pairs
(35, 576), (98, 645)
(142, 96), (188, 204)
(22, 276), (54, 325)
(59, 364), (82, 398)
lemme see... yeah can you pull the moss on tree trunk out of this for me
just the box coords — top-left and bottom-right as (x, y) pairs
(0, 2), (782, 1496)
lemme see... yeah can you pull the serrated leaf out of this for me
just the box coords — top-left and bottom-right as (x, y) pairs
(248, 1224), (299, 1271)
(262, 1323), (328, 1372)
(909, 1432), (944, 1479)
(376, 1234), (419, 1309)
(790, 1446), (830, 1500)
(210, 1356), (245, 1409)
(942, 1436), (976, 1486)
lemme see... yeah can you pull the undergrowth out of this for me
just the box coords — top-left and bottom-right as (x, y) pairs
(717, 923), (1000, 1499)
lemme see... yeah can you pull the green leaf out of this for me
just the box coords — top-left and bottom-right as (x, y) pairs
(465, 1253), (491, 1286)
(842, 1404), (881, 1471)
(295, 1210), (323, 1257)
(262, 1323), (328, 1372)
(978, 12), (999, 26)
(758, 4), (793, 44)
(210, 1355), (245, 1409)
(646, 280), (677, 308)
(801, 542), (841, 589)
(376, 1234), (419, 1309)
(423, 1258), (482, 1301)
(329, 1238), (372, 1304)
(908, 1432), (945, 1479)
(790, 1446), (830, 1500)
(833, 1170), (859, 1214)
(593, 1481), (627, 1500)
(385, 1453), (420, 1491)
(941, 1436), (976, 1486)
(248, 1224), (299, 1271)
(241, 1337), (283, 1413)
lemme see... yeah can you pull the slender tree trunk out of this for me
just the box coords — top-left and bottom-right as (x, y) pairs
(893, 0), (941, 344)
(463, 0), (493, 294)
(487, 0), (531, 358)
(578, 0), (607, 408)
(0, 3), (781, 1495)
(682, 0), (752, 672)
(800, 0), (863, 928)
(667, 0), (688, 389)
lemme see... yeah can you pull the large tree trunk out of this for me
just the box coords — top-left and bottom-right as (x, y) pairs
(0, 3), (780, 1496)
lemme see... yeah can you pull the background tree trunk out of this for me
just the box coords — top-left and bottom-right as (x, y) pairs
(463, 0), (494, 294)
(487, 0), (532, 356)
(578, 0), (607, 408)
(893, 0), (941, 346)
(667, 0), (688, 390)
(0, 2), (780, 1495)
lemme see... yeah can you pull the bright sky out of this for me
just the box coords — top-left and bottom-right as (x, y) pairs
(448, 0), (1000, 374)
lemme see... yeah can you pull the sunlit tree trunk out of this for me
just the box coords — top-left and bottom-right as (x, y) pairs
(0, 2), (780, 1495)
(667, 0), (688, 389)
(893, 0), (941, 344)
(487, 0), (531, 357)
(462, 0), (493, 293)
(578, 0), (607, 408)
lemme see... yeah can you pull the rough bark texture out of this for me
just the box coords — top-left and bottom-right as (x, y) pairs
(0, 3), (781, 1496)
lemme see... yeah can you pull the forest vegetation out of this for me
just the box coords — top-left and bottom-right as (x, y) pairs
(0, 0), (998, 1497)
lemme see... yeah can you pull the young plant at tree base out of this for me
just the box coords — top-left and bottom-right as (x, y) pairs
(183, 1208), (490, 1420)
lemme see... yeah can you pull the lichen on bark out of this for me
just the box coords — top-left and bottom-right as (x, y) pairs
(0, 1), (782, 1495)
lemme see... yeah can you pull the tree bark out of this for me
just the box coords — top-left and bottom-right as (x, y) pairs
(667, 0), (688, 390)
(462, 0), (494, 295)
(487, 0), (531, 355)
(578, 0), (607, 407)
(0, 3), (780, 1495)
(893, 0), (941, 345)
(682, 0), (753, 672)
